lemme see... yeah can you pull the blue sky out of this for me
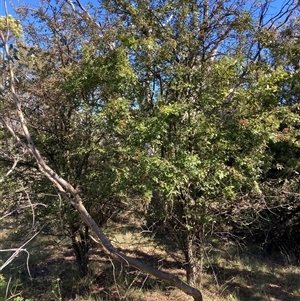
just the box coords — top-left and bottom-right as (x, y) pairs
(4, 0), (297, 14)
(5, 0), (93, 14)
(3, 0), (299, 24)
(2, 0), (97, 15)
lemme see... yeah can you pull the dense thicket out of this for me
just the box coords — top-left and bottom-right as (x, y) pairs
(0, 0), (299, 296)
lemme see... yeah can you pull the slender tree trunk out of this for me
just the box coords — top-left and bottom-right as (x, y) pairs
(184, 234), (198, 286)
(71, 226), (89, 277)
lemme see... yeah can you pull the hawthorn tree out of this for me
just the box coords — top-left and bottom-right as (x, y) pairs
(230, 16), (300, 257)
(0, 2), (203, 301)
(100, 0), (299, 284)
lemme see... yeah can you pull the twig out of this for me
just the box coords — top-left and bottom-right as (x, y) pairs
(0, 203), (47, 221)
(5, 276), (11, 300)
(123, 270), (141, 300)
(0, 156), (19, 183)
(108, 256), (121, 300)
(0, 224), (46, 277)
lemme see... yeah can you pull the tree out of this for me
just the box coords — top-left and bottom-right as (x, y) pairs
(100, 0), (299, 285)
(0, 3), (203, 301)
(230, 16), (300, 258)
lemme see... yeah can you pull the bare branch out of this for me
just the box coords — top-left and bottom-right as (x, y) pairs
(0, 203), (46, 220)
(0, 225), (46, 276)
(65, 0), (115, 50)
(0, 156), (19, 183)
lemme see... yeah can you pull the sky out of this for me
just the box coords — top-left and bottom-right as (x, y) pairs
(4, 0), (93, 14)
(1, 0), (299, 26)
(3, 0), (298, 15)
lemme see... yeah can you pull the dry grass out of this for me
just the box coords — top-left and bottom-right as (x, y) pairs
(1, 212), (300, 301)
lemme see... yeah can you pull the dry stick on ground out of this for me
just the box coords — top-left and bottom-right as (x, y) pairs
(0, 11), (203, 301)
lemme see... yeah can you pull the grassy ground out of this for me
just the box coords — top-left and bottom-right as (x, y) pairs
(1, 212), (300, 301)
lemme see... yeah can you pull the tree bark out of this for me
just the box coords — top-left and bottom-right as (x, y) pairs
(71, 226), (89, 277)
(185, 235), (198, 286)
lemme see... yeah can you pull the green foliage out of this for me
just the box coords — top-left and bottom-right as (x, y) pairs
(0, 15), (22, 38)
(0, 273), (6, 291)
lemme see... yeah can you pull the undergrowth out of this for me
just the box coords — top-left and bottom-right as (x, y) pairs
(1, 214), (300, 301)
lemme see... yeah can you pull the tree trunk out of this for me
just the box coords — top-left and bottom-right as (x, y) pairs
(71, 226), (89, 277)
(184, 235), (198, 286)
